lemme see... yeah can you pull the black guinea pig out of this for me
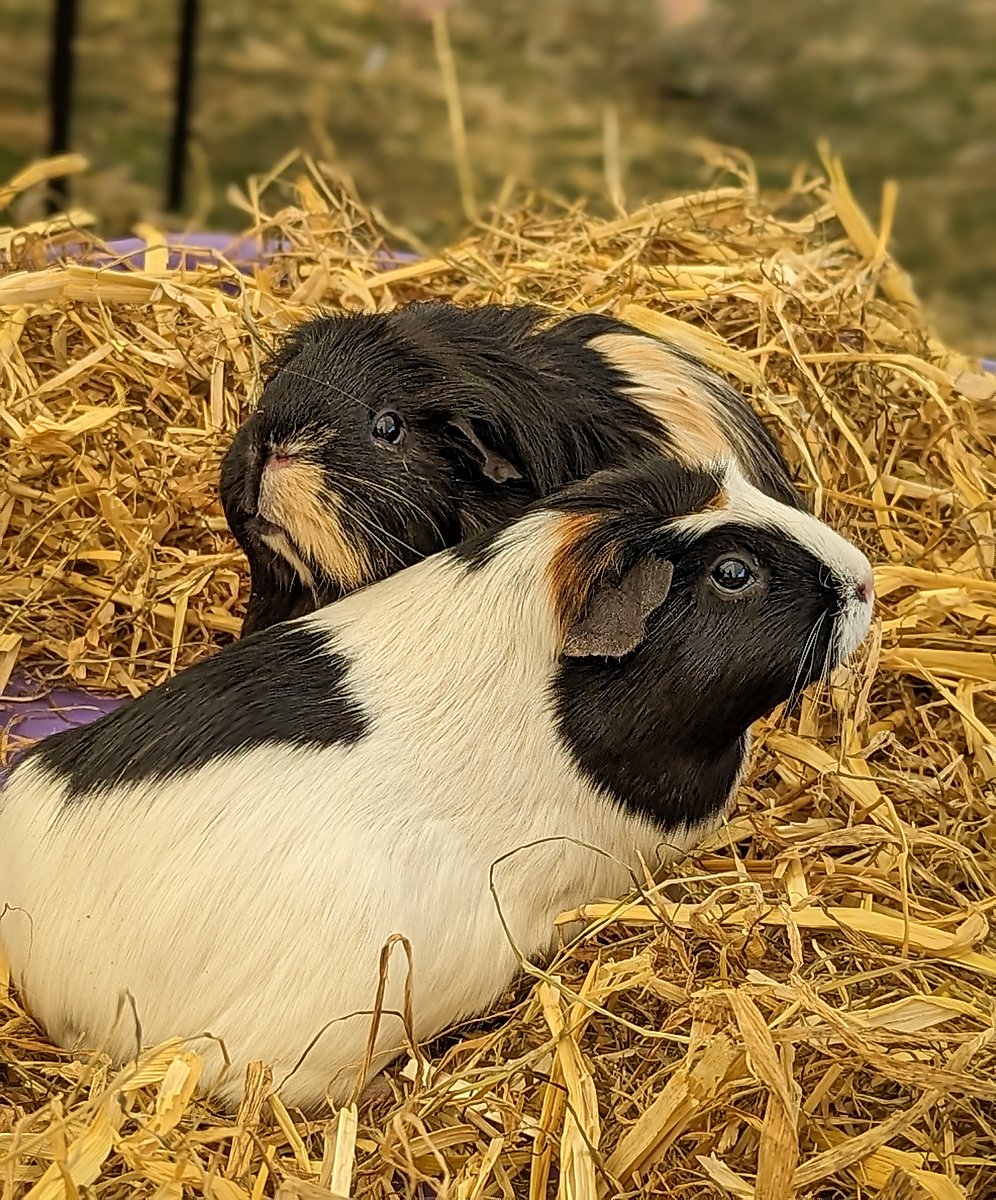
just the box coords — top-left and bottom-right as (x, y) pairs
(220, 300), (805, 635)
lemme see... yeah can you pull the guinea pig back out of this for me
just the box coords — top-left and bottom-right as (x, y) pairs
(220, 301), (806, 635)
(1, 452), (872, 1112)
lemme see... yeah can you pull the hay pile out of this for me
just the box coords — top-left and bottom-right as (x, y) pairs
(1, 148), (996, 1199)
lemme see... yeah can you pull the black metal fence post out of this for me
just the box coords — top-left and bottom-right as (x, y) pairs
(167, 0), (200, 214)
(46, 0), (80, 212)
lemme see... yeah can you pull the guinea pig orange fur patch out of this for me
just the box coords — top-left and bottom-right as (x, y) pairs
(707, 485), (731, 514)
(259, 461), (372, 591)
(546, 512), (622, 637)
(589, 333), (731, 465)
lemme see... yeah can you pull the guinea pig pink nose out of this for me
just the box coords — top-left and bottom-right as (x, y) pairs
(855, 570), (874, 603)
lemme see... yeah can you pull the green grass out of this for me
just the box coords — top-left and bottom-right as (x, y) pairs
(0, 0), (993, 350)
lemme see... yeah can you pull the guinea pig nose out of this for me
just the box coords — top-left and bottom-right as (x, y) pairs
(855, 570), (875, 603)
(266, 447), (296, 470)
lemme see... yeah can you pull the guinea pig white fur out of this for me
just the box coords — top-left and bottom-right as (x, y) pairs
(221, 301), (808, 634)
(0, 453), (874, 1113)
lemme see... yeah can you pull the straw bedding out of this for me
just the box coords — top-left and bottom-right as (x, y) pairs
(1, 148), (996, 1199)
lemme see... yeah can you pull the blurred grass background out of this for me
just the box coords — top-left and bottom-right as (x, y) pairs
(0, 0), (993, 352)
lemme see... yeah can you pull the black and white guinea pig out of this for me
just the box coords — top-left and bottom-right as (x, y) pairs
(220, 300), (806, 634)
(0, 450), (874, 1113)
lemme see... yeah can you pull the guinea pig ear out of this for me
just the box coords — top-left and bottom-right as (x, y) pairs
(447, 416), (523, 484)
(563, 558), (674, 659)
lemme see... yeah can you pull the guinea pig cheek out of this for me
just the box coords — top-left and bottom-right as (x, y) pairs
(257, 459), (372, 592)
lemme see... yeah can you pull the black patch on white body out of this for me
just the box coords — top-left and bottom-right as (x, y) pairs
(23, 623), (370, 804)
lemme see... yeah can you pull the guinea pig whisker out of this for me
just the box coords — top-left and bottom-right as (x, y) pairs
(799, 632), (837, 724)
(354, 514), (412, 569)
(785, 612), (827, 715)
(318, 462), (450, 571)
(336, 474), (415, 510)
(371, 512), (442, 563)
(268, 363), (379, 416)
(334, 471), (449, 553)
(328, 486), (409, 568)
(329, 479), (427, 568)
(803, 614), (829, 695)
(817, 619), (838, 690)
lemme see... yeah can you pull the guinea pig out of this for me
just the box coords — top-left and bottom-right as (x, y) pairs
(220, 300), (806, 635)
(0, 450), (874, 1114)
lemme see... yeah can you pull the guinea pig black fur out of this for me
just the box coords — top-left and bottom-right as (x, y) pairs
(0, 450), (874, 1114)
(220, 300), (806, 635)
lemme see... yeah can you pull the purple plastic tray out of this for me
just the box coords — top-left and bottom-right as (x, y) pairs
(0, 677), (122, 772)
(2, 233), (992, 766)
(88, 231), (272, 269)
(39, 231), (419, 299)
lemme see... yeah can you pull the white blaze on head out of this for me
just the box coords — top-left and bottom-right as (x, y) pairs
(676, 458), (875, 666)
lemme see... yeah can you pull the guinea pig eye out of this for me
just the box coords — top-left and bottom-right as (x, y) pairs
(372, 410), (405, 447)
(710, 557), (756, 594)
